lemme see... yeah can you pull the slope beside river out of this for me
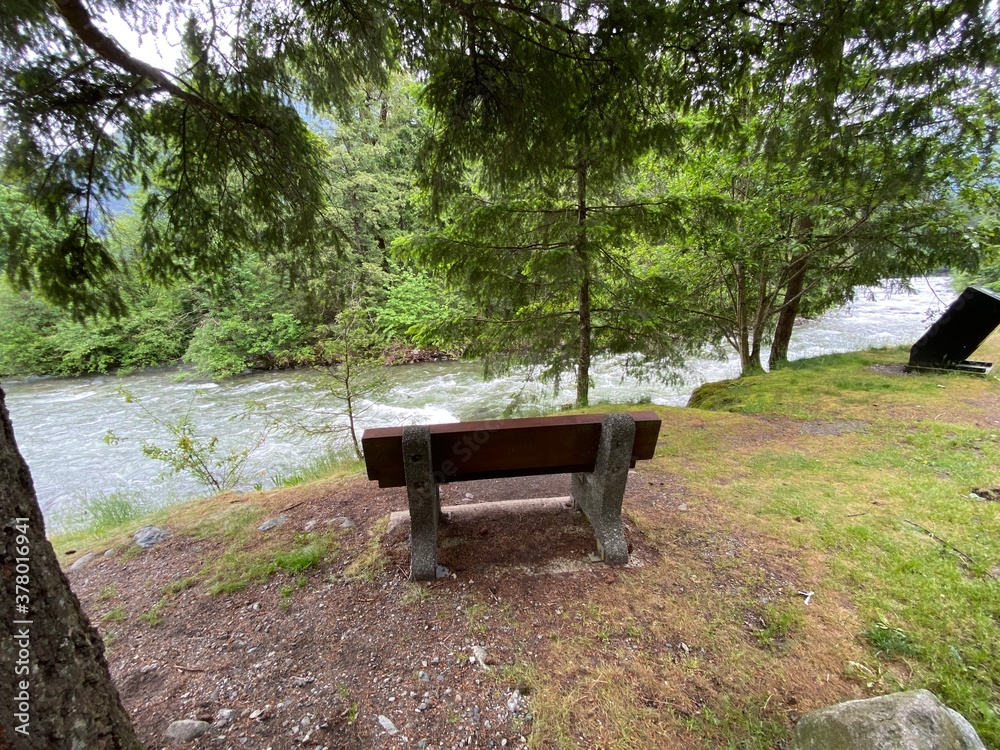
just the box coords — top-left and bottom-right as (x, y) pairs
(55, 336), (1000, 749)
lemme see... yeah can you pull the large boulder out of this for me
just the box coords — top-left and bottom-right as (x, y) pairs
(790, 690), (985, 750)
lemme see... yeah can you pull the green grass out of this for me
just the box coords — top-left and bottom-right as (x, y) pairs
(684, 347), (1000, 745)
(272, 454), (365, 488)
(53, 489), (153, 537)
(342, 517), (388, 582)
(203, 532), (338, 594)
(48, 451), (365, 558)
(101, 605), (128, 623)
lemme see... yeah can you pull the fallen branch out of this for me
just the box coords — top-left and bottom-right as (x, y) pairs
(902, 519), (974, 567)
(171, 664), (209, 673)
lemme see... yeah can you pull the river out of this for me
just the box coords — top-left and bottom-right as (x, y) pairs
(2, 276), (958, 524)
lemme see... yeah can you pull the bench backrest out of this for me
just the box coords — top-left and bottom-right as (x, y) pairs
(362, 411), (661, 488)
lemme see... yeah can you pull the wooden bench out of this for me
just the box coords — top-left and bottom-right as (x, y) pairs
(361, 411), (662, 580)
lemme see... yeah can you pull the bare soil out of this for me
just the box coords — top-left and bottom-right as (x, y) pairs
(64, 461), (864, 750)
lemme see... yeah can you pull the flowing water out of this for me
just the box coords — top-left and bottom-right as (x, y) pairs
(2, 276), (958, 522)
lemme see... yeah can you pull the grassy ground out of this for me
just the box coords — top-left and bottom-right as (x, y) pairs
(50, 338), (1000, 748)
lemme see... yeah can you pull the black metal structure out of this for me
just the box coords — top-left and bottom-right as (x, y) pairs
(907, 285), (1000, 374)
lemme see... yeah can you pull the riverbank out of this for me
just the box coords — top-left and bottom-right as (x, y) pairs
(54, 338), (1000, 748)
(7, 277), (960, 520)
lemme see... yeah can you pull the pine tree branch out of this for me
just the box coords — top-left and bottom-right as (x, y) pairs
(51, 0), (218, 114)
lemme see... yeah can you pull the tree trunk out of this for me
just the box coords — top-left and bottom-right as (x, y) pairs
(768, 254), (809, 371)
(733, 262), (763, 376)
(0, 385), (143, 750)
(575, 154), (590, 408)
(578, 272), (591, 407)
(742, 341), (764, 377)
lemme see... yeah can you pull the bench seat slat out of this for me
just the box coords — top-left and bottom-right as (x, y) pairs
(362, 411), (661, 488)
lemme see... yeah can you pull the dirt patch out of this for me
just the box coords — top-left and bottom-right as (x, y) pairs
(798, 419), (869, 436)
(971, 487), (1000, 503)
(66, 464), (866, 749)
(866, 363), (915, 376)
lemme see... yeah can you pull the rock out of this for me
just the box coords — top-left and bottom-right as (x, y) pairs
(330, 516), (356, 529)
(789, 689), (986, 750)
(378, 715), (399, 735)
(990, 566), (1000, 581)
(507, 689), (521, 713)
(303, 520), (320, 532)
(214, 708), (238, 727)
(435, 564), (451, 579)
(258, 515), (288, 532)
(418, 670), (429, 682)
(134, 525), (171, 548)
(103, 548), (116, 558)
(70, 552), (95, 571)
(165, 719), (210, 742)
(472, 645), (490, 669)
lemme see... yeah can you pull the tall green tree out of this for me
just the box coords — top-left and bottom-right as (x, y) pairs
(407, 1), (734, 406)
(651, 115), (990, 376)
(0, 2), (400, 745)
(739, 0), (997, 371)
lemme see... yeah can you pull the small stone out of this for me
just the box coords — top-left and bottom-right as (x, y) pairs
(464, 492), (474, 499)
(330, 516), (355, 529)
(140, 663), (158, 674)
(134, 525), (171, 548)
(990, 566), (1000, 581)
(507, 690), (521, 713)
(291, 676), (315, 687)
(417, 701), (429, 712)
(378, 715), (398, 735)
(418, 670), (429, 682)
(303, 520), (320, 532)
(258, 515), (288, 532)
(69, 551), (94, 570)
(472, 645), (489, 668)
(435, 564), (451, 578)
(418, 740), (430, 749)
(214, 708), (238, 727)
(677, 503), (688, 511)
(103, 548), (116, 558)
(165, 719), (210, 742)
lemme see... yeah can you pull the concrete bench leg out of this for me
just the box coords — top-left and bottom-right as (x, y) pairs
(402, 425), (439, 580)
(572, 413), (635, 565)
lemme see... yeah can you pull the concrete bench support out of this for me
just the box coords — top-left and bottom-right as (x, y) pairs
(571, 413), (635, 564)
(402, 425), (439, 581)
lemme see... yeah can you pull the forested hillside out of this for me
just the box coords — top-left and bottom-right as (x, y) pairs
(2, 7), (997, 386)
(0, 80), (468, 378)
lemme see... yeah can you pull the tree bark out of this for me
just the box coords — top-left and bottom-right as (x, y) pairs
(0, 385), (143, 750)
(768, 254), (809, 371)
(575, 154), (590, 408)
